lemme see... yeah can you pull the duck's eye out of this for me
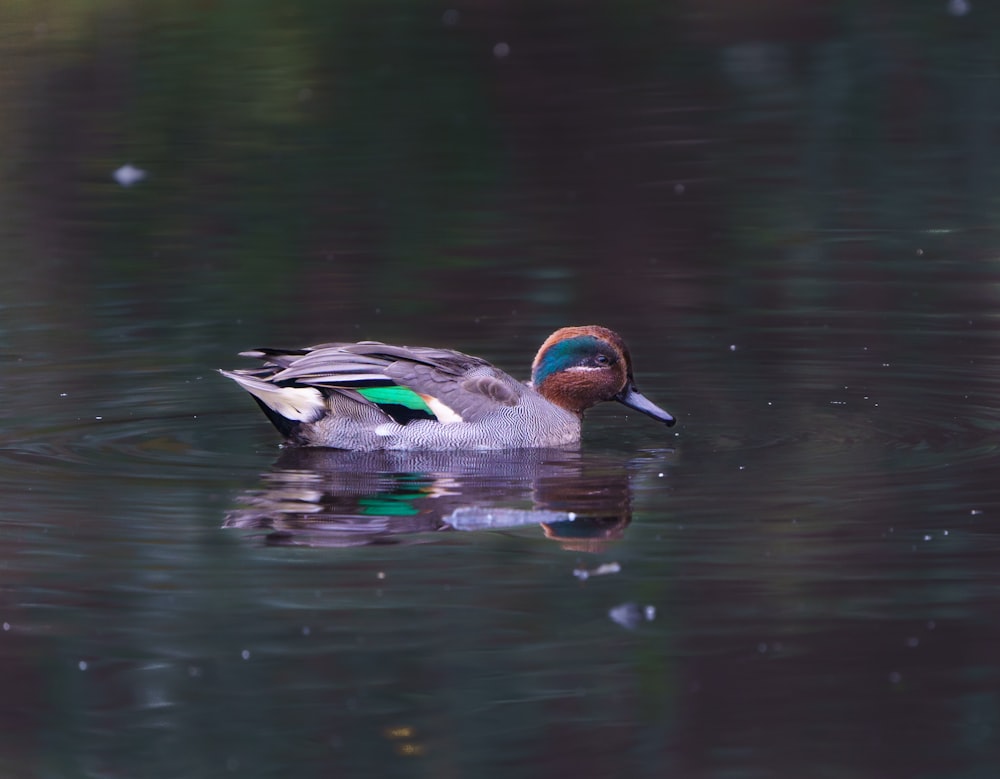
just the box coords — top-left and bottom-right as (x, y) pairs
(595, 354), (611, 366)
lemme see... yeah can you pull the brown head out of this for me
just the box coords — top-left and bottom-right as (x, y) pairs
(530, 326), (675, 426)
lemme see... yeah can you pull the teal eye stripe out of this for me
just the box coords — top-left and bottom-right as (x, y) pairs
(533, 335), (603, 385)
(358, 386), (434, 414)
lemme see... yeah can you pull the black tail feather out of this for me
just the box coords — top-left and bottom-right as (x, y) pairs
(250, 396), (303, 439)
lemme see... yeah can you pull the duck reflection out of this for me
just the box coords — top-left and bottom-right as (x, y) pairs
(223, 448), (636, 550)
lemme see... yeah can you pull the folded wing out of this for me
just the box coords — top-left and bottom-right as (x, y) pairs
(225, 341), (523, 428)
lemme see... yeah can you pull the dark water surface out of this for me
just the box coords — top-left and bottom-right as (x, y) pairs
(3, 3), (1000, 777)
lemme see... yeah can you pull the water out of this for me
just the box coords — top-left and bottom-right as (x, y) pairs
(3, 3), (1000, 777)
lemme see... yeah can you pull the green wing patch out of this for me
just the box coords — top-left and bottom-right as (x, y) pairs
(358, 386), (434, 414)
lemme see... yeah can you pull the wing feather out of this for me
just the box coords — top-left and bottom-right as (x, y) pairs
(227, 341), (524, 426)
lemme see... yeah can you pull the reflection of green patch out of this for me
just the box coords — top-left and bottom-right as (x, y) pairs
(358, 494), (421, 516)
(357, 386), (432, 413)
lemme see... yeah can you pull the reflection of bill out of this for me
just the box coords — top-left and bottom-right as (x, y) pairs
(445, 506), (578, 530)
(223, 447), (648, 551)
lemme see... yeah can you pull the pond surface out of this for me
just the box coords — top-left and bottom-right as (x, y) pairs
(2, 3), (1000, 778)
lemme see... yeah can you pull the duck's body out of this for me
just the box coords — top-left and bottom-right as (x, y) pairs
(221, 325), (674, 451)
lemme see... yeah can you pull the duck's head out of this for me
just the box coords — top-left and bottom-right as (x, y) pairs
(530, 326), (675, 426)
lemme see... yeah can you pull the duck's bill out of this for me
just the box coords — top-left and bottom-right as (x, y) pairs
(616, 384), (676, 427)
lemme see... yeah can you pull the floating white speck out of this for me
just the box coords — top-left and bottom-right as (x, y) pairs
(608, 603), (639, 629)
(113, 163), (147, 187)
(2, 622), (9, 631)
(971, 509), (982, 515)
(78, 660), (88, 671)
(729, 344), (737, 352)
(608, 602), (656, 630)
(923, 534), (932, 541)
(493, 41), (510, 59)
(241, 649), (250, 660)
(948, 0), (971, 16)
(573, 561), (621, 581)
(657, 472), (664, 478)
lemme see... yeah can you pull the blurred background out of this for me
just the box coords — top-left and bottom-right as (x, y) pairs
(1, 1), (999, 777)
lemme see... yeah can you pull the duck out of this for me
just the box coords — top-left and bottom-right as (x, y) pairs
(220, 325), (675, 450)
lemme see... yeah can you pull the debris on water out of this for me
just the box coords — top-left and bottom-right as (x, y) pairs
(948, 0), (971, 17)
(573, 561), (621, 581)
(608, 602), (656, 630)
(113, 163), (147, 187)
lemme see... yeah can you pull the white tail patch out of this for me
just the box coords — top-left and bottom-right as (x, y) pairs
(220, 370), (326, 423)
(420, 394), (464, 424)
